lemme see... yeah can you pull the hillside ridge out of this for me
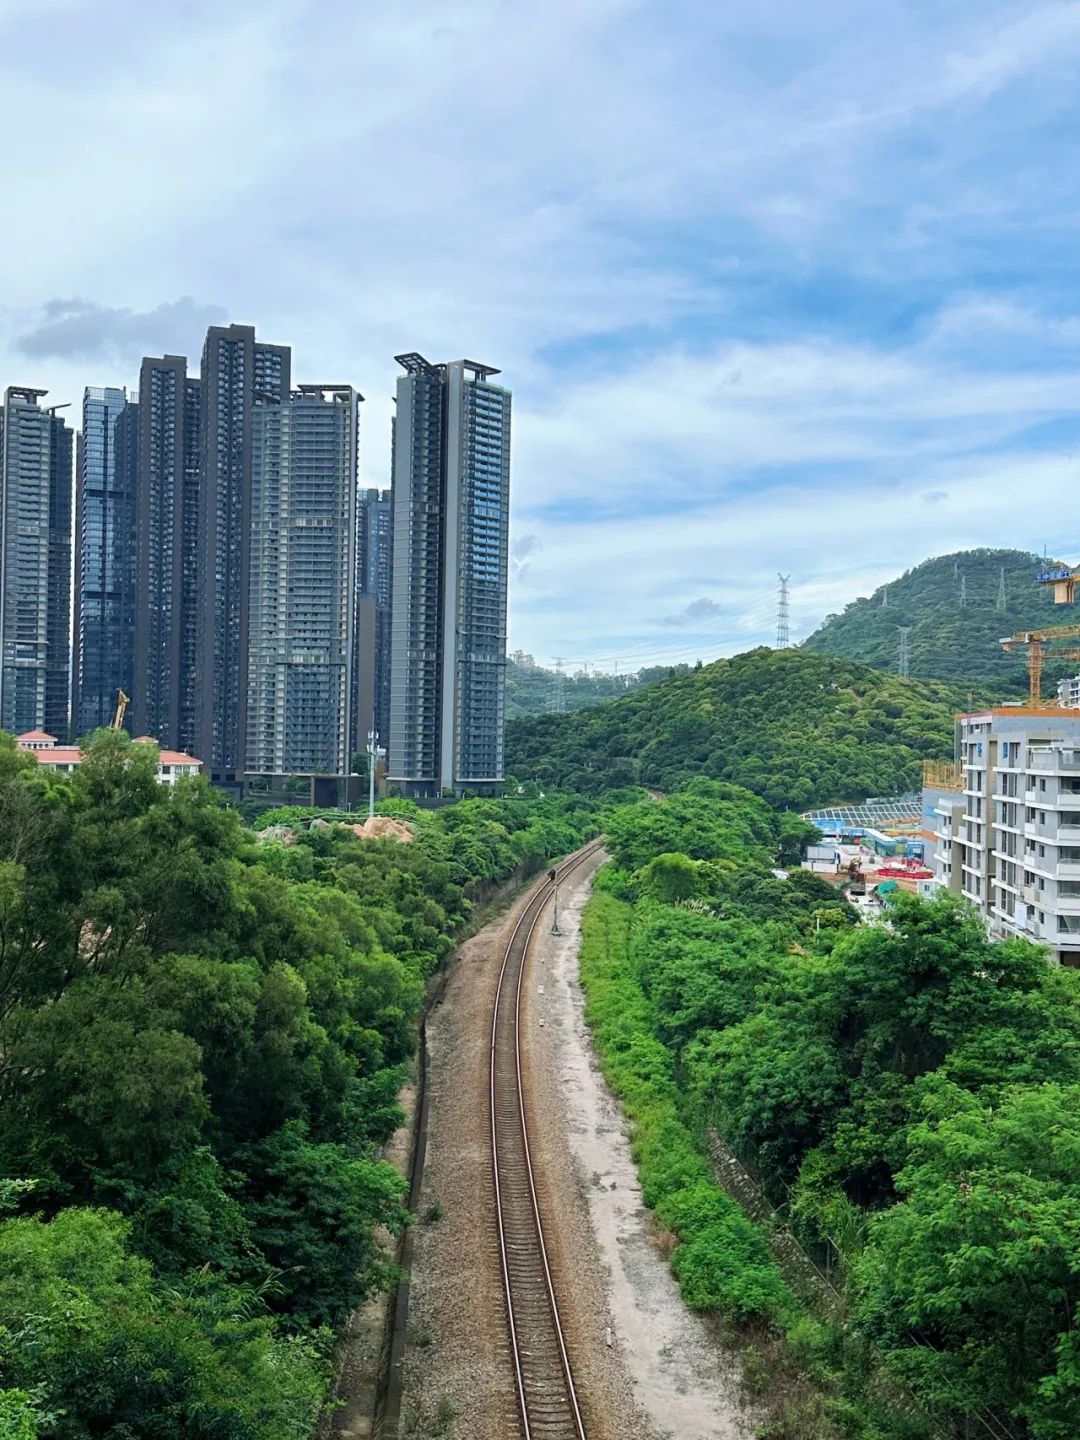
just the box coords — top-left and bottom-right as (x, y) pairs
(802, 547), (1069, 690)
(506, 646), (964, 807)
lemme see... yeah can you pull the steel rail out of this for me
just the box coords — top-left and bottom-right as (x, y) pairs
(489, 842), (601, 1439)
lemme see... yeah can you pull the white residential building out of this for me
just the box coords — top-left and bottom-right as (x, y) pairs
(1057, 674), (1080, 708)
(929, 708), (1080, 964)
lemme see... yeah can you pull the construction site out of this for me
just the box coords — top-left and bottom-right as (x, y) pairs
(796, 562), (1080, 952)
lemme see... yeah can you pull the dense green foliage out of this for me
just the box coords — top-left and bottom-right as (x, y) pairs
(802, 548), (1069, 692)
(0, 732), (598, 1437)
(580, 889), (796, 1326)
(585, 780), (1080, 1436)
(505, 657), (691, 717)
(508, 647), (962, 805)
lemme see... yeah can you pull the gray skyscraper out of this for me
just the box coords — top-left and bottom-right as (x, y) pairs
(195, 324), (290, 780)
(245, 386), (359, 777)
(388, 356), (510, 797)
(354, 486), (392, 751)
(72, 385), (134, 735)
(132, 355), (201, 751)
(0, 387), (73, 738)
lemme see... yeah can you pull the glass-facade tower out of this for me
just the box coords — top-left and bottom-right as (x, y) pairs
(73, 385), (134, 735)
(0, 387), (73, 738)
(195, 324), (290, 779)
(354, 486), (392, 751)
(132, 355), (201, 750)
(246, 387), (359, 776)
(387, 356), (510, 797)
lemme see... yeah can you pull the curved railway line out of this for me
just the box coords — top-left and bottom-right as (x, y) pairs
(489, 841), (603, 1440)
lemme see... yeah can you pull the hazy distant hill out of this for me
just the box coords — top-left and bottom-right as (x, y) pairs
(802, 548), (1070, 693)
(505, 658), (690, 718)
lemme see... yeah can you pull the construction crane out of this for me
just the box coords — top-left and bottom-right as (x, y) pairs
(111, 688), (130, 731)
(1036, 564), (1080, 605)
(1000, 626), (1080, 704)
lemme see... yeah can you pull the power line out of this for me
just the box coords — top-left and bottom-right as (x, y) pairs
(776, 573), (791, 649)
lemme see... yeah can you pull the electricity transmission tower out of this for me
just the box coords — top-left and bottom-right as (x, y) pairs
(898, 627), (912, 677)
(550, 658), (566, 713)
(776, 574), (791, 648)
(996, 567), (1007, 612)
(960, 574), (967, 608)
(881, 586), (889, 609)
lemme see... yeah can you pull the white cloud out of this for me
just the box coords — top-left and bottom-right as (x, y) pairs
(3, 0), (1080, 666)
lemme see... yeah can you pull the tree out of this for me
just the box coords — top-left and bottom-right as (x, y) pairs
(776, 812), (820, 865)
(640, 852), (699, 903)
(0, 1207), (325, 1439)
(241, 1122), (407, 1327)
(855, 1081), (1080, 1434)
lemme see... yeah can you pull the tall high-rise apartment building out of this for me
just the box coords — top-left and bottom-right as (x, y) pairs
(72, 385), (135, 735)
(245, 386), (359, 777)
(354, 486), (392, 750)
(0, 387), (73, 738)
(195, 324), (290, 780)
(132, 355), (202, 750)
(388, 355), (510, 797)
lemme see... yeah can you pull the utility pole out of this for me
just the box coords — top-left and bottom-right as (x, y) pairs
(776, 573), (791, 648)
(898, 627), (912, 678)
(367, 729), (378, 819)
(548, 868), (561, 935)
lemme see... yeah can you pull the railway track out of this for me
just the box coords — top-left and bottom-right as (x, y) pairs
(490, 842), (603, 1440)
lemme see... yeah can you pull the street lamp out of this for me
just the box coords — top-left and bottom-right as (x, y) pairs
(367, 729), (378, 820)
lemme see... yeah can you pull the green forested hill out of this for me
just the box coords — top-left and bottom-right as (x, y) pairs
(802, 548), (1068, 691)
(506, 647), (963, 807)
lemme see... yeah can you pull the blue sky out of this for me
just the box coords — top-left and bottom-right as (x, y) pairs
(4, 0), (1080, 670)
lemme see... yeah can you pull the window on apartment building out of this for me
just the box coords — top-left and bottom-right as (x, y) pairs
(1040, 778), (1047, 791)
(1040, 845), (1046, 857)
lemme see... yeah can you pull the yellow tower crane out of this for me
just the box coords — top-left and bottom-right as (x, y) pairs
(1000, 626), (1080, 705)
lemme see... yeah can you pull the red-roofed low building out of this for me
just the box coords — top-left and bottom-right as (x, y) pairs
(18, 730), (58, 751)
(16, 732), (202, 786)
